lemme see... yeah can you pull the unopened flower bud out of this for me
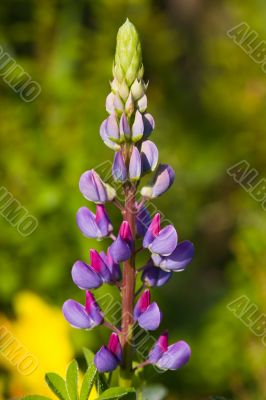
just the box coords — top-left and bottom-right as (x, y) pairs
(131, 79), (145, 100)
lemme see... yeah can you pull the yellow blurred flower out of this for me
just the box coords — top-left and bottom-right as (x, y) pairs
(0, 291), (73, 399)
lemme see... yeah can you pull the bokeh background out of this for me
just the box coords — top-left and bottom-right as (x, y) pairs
(0, 0), (266, 399)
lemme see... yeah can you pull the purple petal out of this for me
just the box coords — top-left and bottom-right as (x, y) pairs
(112, 151), (127, 182)
(149, 225), (178, 256)
(94, 346), (119, 373)
(154, 241), (195, 271)
(101, 248), (121, 282)
(141, 141), (158, 174)
(107, 333), (122, 362)
(143, 213), (160, 248)
(79, 170), (115, 204)
(76, 207), (100, 238)
(132, 110), (144, 142)
(141, 264), (172, 287)
(90, 250), (111, 282)
(129, 146), (141, 181)
(148, 331), (168, 363)
(106, 115), (119, 143)
(152, 164), (175, 198)
(137, 302), (162, 331)
(105, 93), (115, 114)
(62, 300), (95, 329)
(134, 289), (151, 319)
(119, 113), (131, 140)
(71, 260), (102, 290)
(143, 113), (155, 139)
(136, 204), (151, 237)
(156, 341), (191, 370)
(119, 221), (133, 246)
(95, 205), (113, 237)
(100, 119), (120, 151)
(109, 236), (131, 263)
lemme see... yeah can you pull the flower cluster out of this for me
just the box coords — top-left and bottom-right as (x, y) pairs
(63, 19), (194, 378)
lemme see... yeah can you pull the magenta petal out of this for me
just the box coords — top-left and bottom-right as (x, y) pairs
(149, 331), (168, 363)
(149, 225), (178, 256)
(119, 221), (133, 245)
(94, 346), (119, 373)
(137, 302), (162, 331)
(156, 341), (191, 370)
(62, 300), (94, 329)
(134, 289), (150, 319)
(143, 213), (160, 248)
(90, 250), (111, 282)
(85, 291), (103, 326)
(71, 261), (102, 290)
(107, 333), (122, 362)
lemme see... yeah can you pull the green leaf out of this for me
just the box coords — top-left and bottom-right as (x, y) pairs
(83, 347), (95, 368)
(22, 396), (52, 400)
(80, 364), (97, 400)
(45, 372), (70, 400)
(96, 387), (136, 400)
(66, 360), (79, 400)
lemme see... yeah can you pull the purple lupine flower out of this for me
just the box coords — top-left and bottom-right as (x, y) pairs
(79, 170), (116, 204)
(134, 289), (162, 330)
(100, 119), (121, 151)
(72, 249), (121, 290)
(106, 93), (115, 114)
(109, 221), (133, 263)
(136, 203), (151, 237)
(148, 331), (191, 371)
(106, 114), (121, 143)
(141, 164), (175, 199)
(62, 291), (103, 329)
(132, 110), (144, 142)
(76, 205), (113, 239)
(112, 151), (127, 182)
(141, 261), (172, 287)
(94, 332), (122, 372)
(152, 240), (195, 272)
(141, 140), (158, 174)
(143, 213), (178, 257)
(129, 146), (141, 181)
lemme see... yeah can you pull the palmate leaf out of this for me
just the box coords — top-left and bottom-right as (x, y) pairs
(45, 372), (70, 400)
(96, 387), (136, 400)
(66, 360), (79, 400)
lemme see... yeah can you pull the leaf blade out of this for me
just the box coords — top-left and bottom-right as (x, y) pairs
(45, 372), (70, 400)
(96, 387), (136, 400)
(66, 360), (79, 400)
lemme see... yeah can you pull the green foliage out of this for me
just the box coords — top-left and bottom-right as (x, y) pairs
(45, 372), (70, 400)
(96, 387), (136, 400)
(66, 360), (79, 400)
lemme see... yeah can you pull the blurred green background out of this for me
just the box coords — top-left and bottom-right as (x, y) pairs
(1, 0), (266, 399)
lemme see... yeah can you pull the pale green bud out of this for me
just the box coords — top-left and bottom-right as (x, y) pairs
(118, 80), (130, 101)
(131, 78), (145, 100)
(114, 19), (142, 86)
(125, 93), (135, 117)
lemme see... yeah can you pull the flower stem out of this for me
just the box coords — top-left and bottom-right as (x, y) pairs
(119, 182), (136, 387)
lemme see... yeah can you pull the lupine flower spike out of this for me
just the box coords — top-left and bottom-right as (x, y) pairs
(63, 19), (194, 388)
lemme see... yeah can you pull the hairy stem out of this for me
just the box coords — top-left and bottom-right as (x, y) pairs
(119, 181), (136, 387)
